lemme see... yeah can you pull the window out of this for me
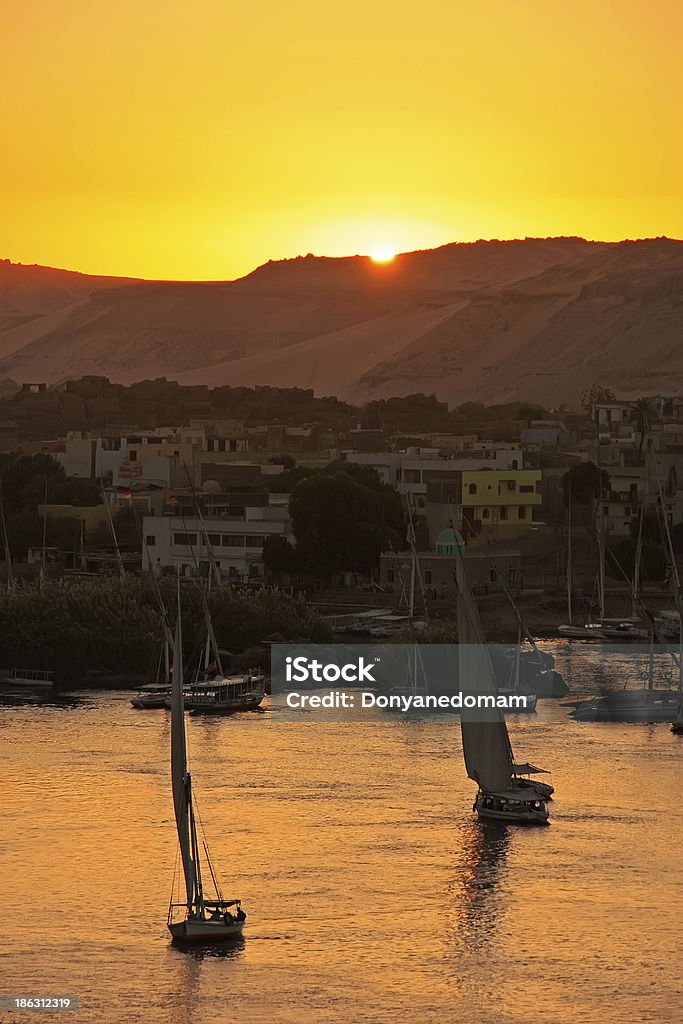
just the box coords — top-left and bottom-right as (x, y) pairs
(129, 449), (137, 461)
(489, 567), (498, 583)
(387, 568), (395, 584)
(468, 483), (477, 495)
(221, 535), (245, 547)
(511, 459), (519, 470)
(246, 535), (266, 548)
(424, 569), (433, 584)
(482, 508), (490, 519)
(508, 567), (517, 586)
(519, 484), (534, 493)
(500, 507), (508, 521)
(518, 506), (526, 519)
(206, 533), (221, 546)
(145, 535), (156, 546)
(173, 532), (197, 547)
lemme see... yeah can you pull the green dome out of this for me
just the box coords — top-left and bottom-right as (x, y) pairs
(435, 527), (465, 555)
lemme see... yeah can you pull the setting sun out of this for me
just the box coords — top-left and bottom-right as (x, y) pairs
(370, 247), (396, 264)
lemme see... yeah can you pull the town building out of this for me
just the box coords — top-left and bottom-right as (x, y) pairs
(141, 491), (292, 580)
(379, 529), (523, 598)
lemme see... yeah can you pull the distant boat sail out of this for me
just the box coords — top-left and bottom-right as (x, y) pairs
(166, 585), (247, 943)
(454, 536), (550, 825)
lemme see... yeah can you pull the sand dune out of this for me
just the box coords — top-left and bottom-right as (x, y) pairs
(0, 238), (681, 405)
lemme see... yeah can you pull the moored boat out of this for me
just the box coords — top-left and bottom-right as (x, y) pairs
(0, 667), (54, 690)
(131, 683), (169, 709)
(173, 669), (265, 714)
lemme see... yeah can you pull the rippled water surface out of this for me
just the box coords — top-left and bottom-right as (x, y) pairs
(2, 643), (682, 1023)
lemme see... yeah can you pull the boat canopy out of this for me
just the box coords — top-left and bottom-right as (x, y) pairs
(483, 788), (546, 803)
(512, 763), (550, 775)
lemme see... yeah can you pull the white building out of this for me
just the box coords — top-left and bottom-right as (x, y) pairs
(141, 494), (292, 580)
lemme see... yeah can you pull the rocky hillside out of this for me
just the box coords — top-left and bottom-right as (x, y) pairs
(1, 237), (680, 406)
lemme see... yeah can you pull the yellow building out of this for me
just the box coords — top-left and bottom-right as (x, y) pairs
(460, 469), (542, 529)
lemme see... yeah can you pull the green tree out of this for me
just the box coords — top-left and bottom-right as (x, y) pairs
(629, 511), (661, 544)
(262, 535), (299, 576)
(562, 462), (609, 506)
(580, 383), (615, 413)
(289, 468), (404, 578)
(0, 453), (66, 512)
(607, 537), (667, 582)
(631, 397), (652, 457)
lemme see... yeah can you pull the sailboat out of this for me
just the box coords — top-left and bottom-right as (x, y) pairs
(496, 626), (538, 713)
(559, 495), (647, 641)
(131, 638), (171, 709)
(167, 592), (247, 943)
(454, 536), (550, 825)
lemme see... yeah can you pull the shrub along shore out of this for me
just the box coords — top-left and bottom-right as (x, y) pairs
(0, 577), (332, 686)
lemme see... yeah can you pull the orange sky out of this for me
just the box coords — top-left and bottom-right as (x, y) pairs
(2, 1), (681, 280)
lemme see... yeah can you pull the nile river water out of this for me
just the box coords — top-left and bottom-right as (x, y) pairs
(2, 642), (682, 1023)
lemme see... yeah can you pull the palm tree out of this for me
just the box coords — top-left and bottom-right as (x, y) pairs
(632, 397), (652, 457)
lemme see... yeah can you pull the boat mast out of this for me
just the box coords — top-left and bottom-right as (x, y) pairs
(39, 476), (48, 589)
(633, 506), (644, 619)
(513, 623), (521, 696)
(566, 479), (573, 625)
(404, 494), (428, 623)
(0, 480), (13, 592)
(100, 482), (126, 580)
(649, 442), (683, 691)
(596, 499), (606, 622)
(170, 581), (201, 917)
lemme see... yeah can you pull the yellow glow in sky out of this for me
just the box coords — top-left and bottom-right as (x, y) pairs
(1, 1), (681, 280)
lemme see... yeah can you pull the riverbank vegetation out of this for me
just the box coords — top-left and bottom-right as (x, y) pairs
(0, 577), (331, 682)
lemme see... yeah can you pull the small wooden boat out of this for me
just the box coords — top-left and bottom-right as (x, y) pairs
(130, 683), (170, 709)
(131, 639), (171, 708)
(474, 788), (549, 825)
(174, 670), (265, 715)
(0, 668), (54, 690)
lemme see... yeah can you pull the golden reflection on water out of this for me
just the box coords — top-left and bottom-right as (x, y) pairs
(2, 649), (682, 1024)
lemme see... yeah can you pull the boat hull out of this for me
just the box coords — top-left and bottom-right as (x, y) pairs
(571, 699), (678, 723)
(168, 918), (245, 944)
(188, 695), (264, 714)
(475, 790), (549, 825)
(130, 696), (167, 709)
(477, 805), (549, 825)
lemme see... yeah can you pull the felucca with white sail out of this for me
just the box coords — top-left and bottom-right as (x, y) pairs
(166, 588), (247, 943)
(454, 534), (550, 825)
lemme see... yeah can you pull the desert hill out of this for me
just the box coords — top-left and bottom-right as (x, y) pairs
(0, 238), (681, 406)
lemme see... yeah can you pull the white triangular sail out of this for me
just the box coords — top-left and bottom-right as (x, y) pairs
(455, 543), (513, 793)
